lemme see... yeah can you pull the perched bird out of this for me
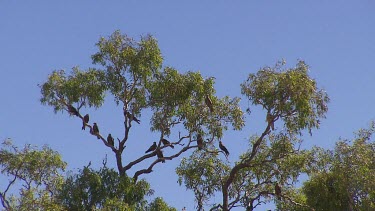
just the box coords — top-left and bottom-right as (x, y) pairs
(275, 183), (281, 200)
(82, 114), (89, 130)
(68, 105), (79, 116)
(107, 133), (114, 147)
(145, 142), (157, 153)
(161, 138), (174, 148)
(133, 116), (141, 124)
(93, 123), (100, 139)
(219, 141), (229, 157)
(205, 95), (214, 112)
(125, 111), (140, 124)
(197, 134), (203, 150)
(266, 112), (274, 130)
(156, 149), (165, 163)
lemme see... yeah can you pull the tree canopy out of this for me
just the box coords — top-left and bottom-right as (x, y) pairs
(39, 30), (244, 182)
(298, 122), (375, 211)
(36, 31), (335, 210)
(0, 139), (66, 210)
(177, 60), (329, 210)
(21, 30), (375, 211)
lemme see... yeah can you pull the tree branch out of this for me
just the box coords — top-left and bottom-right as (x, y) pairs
(282, 195), (315, 211)
(132, 143), (196, 181)
(222, 123), (271, 210)
(124, 135), (190, 172)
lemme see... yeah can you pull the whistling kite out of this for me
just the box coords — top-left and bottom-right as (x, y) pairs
(145, 142), (157, 153)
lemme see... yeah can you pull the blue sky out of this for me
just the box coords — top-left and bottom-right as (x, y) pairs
(1, 1), (375, 210)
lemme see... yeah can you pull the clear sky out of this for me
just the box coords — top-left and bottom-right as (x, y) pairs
(1, 1), (374, 210)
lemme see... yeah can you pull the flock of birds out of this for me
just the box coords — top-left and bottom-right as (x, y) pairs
(67, 93), (283, 200)
(67, 94), (230, 157)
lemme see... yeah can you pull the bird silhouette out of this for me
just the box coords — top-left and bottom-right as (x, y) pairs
(68, 105), (79, 116)
(161, 138), (174, 148)
(219, 141), (229, 157)
(145, 142), (157, 153)
(107, 133), (114, 147)
(125, 111), (140, 124)
(93, 123), (100, 139)
(197, 134), (203, 150)
(133, 116), (141, 124)
(266, 112), (274, 130)
(156, 149), (165, 163)
(82, 114), (89, 130)
(275, 183), (281, 200)
(205, 95), (214, 112)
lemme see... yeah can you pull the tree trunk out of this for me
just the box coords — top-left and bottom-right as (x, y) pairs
(222, 187), (229, 211)
(116, 149), (125, 177)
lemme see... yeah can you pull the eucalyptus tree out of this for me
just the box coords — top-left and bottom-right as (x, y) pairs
(296, 122), (375, 211)
(177, 61), (329, 210)
(39, 30), (244, 181)
(0, 139), (66, 211)
(57, 164), (155, 211)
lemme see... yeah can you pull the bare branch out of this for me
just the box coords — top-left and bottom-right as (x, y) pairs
(132, 144), (196, 181)
(0, 173), (18, 209)
(124, 135), (191, 172)
(282, 195), (315, 211)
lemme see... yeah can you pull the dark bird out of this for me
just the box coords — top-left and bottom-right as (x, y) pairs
(275, 183), (281, 200)
(107, 133), (114, 147)
(156, 149), (165, 163)
(125, 111), (140, 124)
(197, 134), (203, 150)
(133, 116), (141, 124)
(205, 95), (214, 112)
(145, 142), (157, 153)
(93, 123), (100, 139)
(266, 112), (274, 130)
(82, 114), (89, 130)
(219, 141), (229, 157)
(161, 138), (174, 149)
(68, 105), (79, 116)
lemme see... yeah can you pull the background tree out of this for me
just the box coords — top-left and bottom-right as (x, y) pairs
(146, 197), (177, 211)
(39, 30), (244, 181)
(0, 139), (177, 211)
(177, 61), (329, 210)
(57, 163), (152, 211)
(0, 139), (66, 211)
(296, 122), (375, 211)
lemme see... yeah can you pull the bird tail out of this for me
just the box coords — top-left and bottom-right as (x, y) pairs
(82, 123), (85, 130)
(169, 145), (174, 149)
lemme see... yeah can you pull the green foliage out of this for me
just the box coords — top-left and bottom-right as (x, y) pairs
(149, 68), (244, 138)
(146, 197), (177, 211)
(40, 67), (106, 113)
(39, 30), (332, 210)
(91, 30), (162, 108)
(303, 172), (349, 211)
(301, 122), (375, 211)
(57, 165), (152, 211)
(241, 60), (329, 134)
(0, 139), (66, 210)
(177, 61), (329, 210)
(275, 188), (310, 211)
(176, 148), (230, 209)
(39, 30), (245, 180)
(231, 133), (313, 210)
